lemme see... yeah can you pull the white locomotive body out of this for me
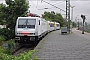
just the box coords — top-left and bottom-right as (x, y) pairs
(15, 16), (60, 45)
(56, 22), (60, 30)
(49, 21), (55, 31)
(15, 17), (48, 44)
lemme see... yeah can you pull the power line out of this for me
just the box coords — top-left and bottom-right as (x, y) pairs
(29, 0), (39, 10)
(38, 1), (64, 10)
(29, 0), (44, 16)
(38, 6), (56, 10)
(36, 1), (63, 9)
(37, 0), (38, 6)
(41, 0), (66, 12)
(47, 1), (64, 6)
(29, 0), (65, 12)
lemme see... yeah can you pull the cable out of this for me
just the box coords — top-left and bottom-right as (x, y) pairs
(37, 0), (38, 6)
(38, 1), (64, 10)
(53, 1), (63, 5)
(41, 0), (66, 12)
(38, 6), (55, 10)
(29, 0), (39, 10)
(29, 0), (44, 16)
(46, 1), (64, 9)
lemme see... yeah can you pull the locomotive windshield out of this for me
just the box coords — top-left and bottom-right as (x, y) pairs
(18, 19), (36, 28)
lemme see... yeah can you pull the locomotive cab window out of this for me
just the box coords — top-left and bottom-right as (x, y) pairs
(18, 19), (36, 28)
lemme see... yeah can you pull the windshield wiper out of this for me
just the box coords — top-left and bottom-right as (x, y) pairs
(22, 19), (31, 26)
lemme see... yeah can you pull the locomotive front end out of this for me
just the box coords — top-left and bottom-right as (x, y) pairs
(15, 17), (38, 44)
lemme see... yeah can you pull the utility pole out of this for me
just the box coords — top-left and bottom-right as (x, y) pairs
(66, 0), (70, 33)
(66, 0), (67, 20)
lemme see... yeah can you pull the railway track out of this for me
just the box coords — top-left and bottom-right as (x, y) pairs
(12, 43), (36, 56)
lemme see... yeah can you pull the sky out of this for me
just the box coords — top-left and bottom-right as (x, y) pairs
(0, 0), (90, 23)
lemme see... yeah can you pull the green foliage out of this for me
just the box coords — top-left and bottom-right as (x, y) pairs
(72, 22), (77, 27)
(0, 4), (6, 25)
(0, 34), (6, 46)
(0, 39), (37, 60)
(3, 39), (15, 55)
(42, 11), (64, 27)
(0, 46), (5, 53)
(0, 49), (37, 60)
(14, 50), (37, 60)
(5, 0), (29, 30)
(0, 28), (13, 40)
(0, 0), (29, 39)
(0, 36), (5, 42)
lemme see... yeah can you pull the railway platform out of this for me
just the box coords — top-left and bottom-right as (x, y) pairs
(32, 28), (90, 60)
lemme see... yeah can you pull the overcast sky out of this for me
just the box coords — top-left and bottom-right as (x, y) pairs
(0, 0), (90, 23)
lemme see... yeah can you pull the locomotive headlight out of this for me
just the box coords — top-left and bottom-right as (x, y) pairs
(30, 33), (35, 35)
(17, 33), (21, 35)
(33, 33), (35, 35)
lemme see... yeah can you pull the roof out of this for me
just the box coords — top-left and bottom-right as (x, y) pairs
(18, 17), (40, 19)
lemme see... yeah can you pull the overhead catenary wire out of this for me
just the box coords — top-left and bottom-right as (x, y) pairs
(29, 0), (44, 16)
(29, 0), (66, 16)
(29, 0), (65, 12)
(37, 0), (38, 6)
(38, 1), (64, 10)
(29, 0), (39, 10)
(43, 1), (64, 6)
(41, 0), (66, 12)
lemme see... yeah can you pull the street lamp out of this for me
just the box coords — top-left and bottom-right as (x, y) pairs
(70, 6), (75, 21)
(81, 14), (86, 34)
(70, 6), (75, 32)
(75, 15), (79, 30)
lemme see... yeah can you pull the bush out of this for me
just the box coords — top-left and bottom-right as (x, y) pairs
(0, 49), (37, 60)
(0, 46), (5, 53)
(0, 36), (6, 45)
(0, 36), (6, 42)
(0, 28), (14, 40)
(2, 39), (15, 55)
(0, 43), (38, 60)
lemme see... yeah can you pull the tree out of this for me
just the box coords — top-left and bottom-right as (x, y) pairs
(42, 11), (64, 27)
(55, 13), (64, 27)
(0, 0), (29, 39)
(5, 0), (29, 29)
(0, 4), (6, 25)
(72, 22), (77, 27)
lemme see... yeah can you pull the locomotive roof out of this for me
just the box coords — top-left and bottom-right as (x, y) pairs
(18, 17), (40, 19)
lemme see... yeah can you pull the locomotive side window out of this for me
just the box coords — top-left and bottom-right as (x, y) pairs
(56, 24), (60, 27)
(39, 20), (40, 25)
(50, 23), (54, 27)
(18, 19), (36, 28)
